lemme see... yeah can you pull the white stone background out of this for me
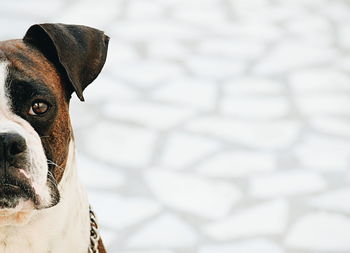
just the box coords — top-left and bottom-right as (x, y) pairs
(1, 0), (350, 252)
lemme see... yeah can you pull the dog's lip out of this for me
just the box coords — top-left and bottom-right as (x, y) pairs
(0, 179), (33, 196)
(0, 183), (21, 191)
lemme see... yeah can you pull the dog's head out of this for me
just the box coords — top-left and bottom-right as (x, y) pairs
(0, 23), (109, 225)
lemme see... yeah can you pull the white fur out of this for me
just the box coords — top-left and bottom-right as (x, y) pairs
(0, 61), (52, 209)
(0, 141), (90, 252)
(0, 61), (90, 252)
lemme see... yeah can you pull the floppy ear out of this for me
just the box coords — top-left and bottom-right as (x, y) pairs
(23, 23), (109, 101)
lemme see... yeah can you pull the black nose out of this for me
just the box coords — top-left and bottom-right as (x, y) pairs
(0, 133), (27, 159)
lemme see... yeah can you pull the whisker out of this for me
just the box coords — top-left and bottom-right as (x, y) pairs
(47, 159), (65, 170)
(47, 170), (58, 188)
(46, 160), (63, 190)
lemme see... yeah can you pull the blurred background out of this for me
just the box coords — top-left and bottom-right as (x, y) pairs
(1, 0), (350, 252)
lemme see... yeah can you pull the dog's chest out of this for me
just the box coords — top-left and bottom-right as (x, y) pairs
(0, 146), (90, 253)
(0, 226), (53, 252)
(0, 221), (87, 253)
(0, 196), (89, 253)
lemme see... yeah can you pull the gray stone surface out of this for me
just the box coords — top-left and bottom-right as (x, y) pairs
(1, 0), (350, 252)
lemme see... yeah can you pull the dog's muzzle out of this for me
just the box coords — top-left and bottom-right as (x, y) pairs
(0, 133), (38, 208)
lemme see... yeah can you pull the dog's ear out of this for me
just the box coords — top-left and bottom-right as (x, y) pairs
(23, 23), (109, 101)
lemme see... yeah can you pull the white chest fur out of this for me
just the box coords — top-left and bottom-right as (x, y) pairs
(0, 141), (90, 253)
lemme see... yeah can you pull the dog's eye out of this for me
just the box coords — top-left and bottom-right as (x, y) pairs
(28, 101), (50, 115)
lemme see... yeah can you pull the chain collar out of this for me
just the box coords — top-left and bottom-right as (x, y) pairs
(89, 206), (100, 253)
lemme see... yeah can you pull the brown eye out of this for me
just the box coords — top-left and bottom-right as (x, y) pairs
(28, 101), (50, 115)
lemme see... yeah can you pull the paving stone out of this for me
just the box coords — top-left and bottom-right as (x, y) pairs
(309, 117), (350, 136)
(106, 40), (140, 66)
(204, 200), (288, 240)
(70, 99), (100, 130)
(126, 213), (198, 248)
(214, 21), (282, 43)
(82, 75), (138, 102)
(221, 96), (290, 118)
(298, 153), (348, 172)
(250, 170), (327, 198)
(337, 25), (350, 50)
(89, 191), (162, 230)
(152, 78), (217, 111)
(186, 55), (245, 80)
(308, 188), (350, 213)
(296, 94), (350, 116)
(77, 154), (125, 189)
(186, 116), (300, 149)
(111, 20), (200, 41)
(160, 132), (221, 169)
(172, 7), (227, 27)
(289, 68), (350, 93)
(285, 212), (350, 251)
(0, 18), (33, 39)
(320, 1), (350, 23)
(119, 251), (173, 253)
(199, 239), (284, 253)
(99, 227), (118, 247)
(195, 150), (277, 178)
(161, 0), (220, 8)
(147, 41), (190, 60)
(2, 1), (350, 252)
(126, 1), (164, 19)
(337, 57), (350, 72)
(84, 122), (157, 168)
(229, 0), (271, 12)
(113, 60), (184, 88)
(254, 42), (336, 75)
(286, 14), (331, 35)
(295, 134), (350, 171)
(286, 15), (332, 46)
(145, 170), (241, 219)
(224, 77), (284, 95)
(276, 0), (324, 6)
(58, 0), (121, 28)
(197, 39), (266, 60)
(103, 100), (194, 130)
(236, 4), (307, 24)
(0, 0), (63, 19)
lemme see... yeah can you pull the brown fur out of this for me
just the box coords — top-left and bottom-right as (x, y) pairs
(98, 238), (107, 253)
(0, 39), (72, 182)
(0, 22), (109, 252)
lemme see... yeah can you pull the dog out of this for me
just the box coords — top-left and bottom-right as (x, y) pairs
(0, 23), (109, 252)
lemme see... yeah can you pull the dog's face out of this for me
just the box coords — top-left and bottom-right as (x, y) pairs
(0, 24), (109, 225)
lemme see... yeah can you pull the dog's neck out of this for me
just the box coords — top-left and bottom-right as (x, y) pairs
(0, 140), (90, 253)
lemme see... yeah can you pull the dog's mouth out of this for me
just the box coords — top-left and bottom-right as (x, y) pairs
(0, 176), (40, 209)
(0, 161), (61, 210)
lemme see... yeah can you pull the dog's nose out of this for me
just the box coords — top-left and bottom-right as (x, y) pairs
(0, 133), (27, 158)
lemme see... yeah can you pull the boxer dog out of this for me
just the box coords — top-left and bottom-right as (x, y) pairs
(0, 23), (109, 253)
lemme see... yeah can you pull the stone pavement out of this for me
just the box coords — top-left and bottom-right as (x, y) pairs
(2, 0), (350, 252)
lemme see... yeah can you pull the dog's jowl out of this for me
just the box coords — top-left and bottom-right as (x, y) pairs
(0, 24), (109, 253)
